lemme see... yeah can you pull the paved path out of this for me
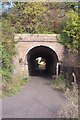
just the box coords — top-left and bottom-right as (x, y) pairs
(2, 76), (68, 118)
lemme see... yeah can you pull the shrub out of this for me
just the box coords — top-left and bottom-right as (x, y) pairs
(53, 74), (78, 118)
(51, 75), (72, 92)
(2, 73), (30, 96)
(1, 19), (16, 82)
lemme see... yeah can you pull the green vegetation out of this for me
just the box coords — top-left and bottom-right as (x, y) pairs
(58, 10), (79, 54)
(52, 74), (78, 105)
(4, 2), (67, 34)
(52, 74), (78, 118)
(51, 75), (73, 92)
(3, 2), (79, 55)
(1, 18), (16, 82)
(2, 74), (30, 96)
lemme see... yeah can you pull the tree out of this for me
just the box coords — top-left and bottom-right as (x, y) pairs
(1, 18), (16, 82)
(59, 10), (79, 54)
(4, 2), (67, 34)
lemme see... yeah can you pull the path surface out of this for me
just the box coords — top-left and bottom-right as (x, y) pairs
(2, 76), (68, 118)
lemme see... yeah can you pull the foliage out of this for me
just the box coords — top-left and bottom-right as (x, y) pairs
(3, 2), (67, 34)
(53, 74), (78, 118)
(58, 10), (79, 54)
(51, 75), (72, 92)
(1, 18), (16, 82)
(2, 2), (79, 34)
(64, 2), (79, 11)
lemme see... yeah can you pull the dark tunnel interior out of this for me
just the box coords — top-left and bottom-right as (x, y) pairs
(27, 46), (58, 77)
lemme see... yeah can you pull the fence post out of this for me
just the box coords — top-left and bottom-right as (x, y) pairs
(56, 62), (61, 76)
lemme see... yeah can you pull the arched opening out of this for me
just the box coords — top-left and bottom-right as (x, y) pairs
(27, 46), (58, 76)
(35, 57), (46, 71)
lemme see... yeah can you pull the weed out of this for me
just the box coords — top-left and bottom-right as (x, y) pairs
(51, 75), (70, 92)
(51, 74), (78, 118)
(2, 74), (30, 97)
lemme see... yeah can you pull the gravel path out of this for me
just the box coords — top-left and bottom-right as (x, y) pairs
(2, 76), (68, 118)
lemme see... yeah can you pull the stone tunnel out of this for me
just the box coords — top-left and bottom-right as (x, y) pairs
(14, 34), (64, 77)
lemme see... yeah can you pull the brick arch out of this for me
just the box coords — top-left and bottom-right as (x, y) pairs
(26, 45), (58, 76)
(26, 44), (59, 60)
(14, 34), (64, 76)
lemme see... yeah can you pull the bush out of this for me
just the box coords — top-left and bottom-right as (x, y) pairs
(52, 74), (78, 106)
(51, 75), (72, 92)
(1, 19), (16, 82)
(2, 73), (30, 96)
(53, 74), (78, 118)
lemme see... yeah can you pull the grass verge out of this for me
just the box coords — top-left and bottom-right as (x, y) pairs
(51, 75), (71, 92)
(2, 74), (30, 97)
(51, 74), (78, 118)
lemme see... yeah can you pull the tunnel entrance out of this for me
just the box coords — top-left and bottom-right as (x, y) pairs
(27, 46), (58, 77)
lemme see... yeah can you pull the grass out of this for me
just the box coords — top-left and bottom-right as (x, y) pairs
(51, 74), (78, 105)
(2, 74), (30, 97)
(51, 75), (70, 92)
(51, 74), (78, 118)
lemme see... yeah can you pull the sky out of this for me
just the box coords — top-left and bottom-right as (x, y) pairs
(0, 0), (14, 13)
